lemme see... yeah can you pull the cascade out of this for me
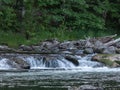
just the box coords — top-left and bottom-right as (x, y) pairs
(0, 54), (104, 70)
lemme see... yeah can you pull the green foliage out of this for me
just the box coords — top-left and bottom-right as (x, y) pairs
(0, 0), (119, 46)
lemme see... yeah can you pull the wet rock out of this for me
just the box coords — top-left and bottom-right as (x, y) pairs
(83, 48), (94, 54)
(65, 55), (79, 66)
(19, 45), (33, 51)
(79, 85), (102, 90)
(10, 57), (30, 69)
(74, 50), (84, 55)
(92, 54), (120, 67)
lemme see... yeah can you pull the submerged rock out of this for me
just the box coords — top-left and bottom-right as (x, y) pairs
(92, 54), (120, 67)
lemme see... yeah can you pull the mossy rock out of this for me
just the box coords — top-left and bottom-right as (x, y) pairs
(92, 54), (120, 67)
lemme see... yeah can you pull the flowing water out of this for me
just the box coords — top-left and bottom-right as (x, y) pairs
(0, 54), (120, 90)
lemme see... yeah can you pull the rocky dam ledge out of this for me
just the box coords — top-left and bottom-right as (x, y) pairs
(0, 35), (120, 69)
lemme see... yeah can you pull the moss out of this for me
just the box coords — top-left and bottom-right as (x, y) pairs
(98, 59), (115, 67)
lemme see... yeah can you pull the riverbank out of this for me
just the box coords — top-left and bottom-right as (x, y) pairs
(0, 34), (119, 54)
(0, 29), (119, 47)
(0, 35), (120, 69)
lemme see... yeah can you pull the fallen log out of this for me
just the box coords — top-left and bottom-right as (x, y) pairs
(97, 34), (117, 43)
(105, 38), (120, 46)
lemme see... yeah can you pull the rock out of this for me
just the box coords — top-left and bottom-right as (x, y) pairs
(19, 45), (33, 51)
(79, 85), (102, 90)
(10, 57), (30, 69)
(74, 40), (86, 49)
(32, 46), (42, 52)
(60, 51), (72, 54)
(92, 54), (120, 67)
(115, 41), (120, 48)
(74, 50), (84, 55)
(93, 41), (106, 53)
(0, 45), (11, 51)
(49, 46), (60, 53)
(59, 41), (76, 50)
(65, 55), (79, 66)
(83, 48), (94, 54)
(102, 46), (116, 54)
(116, 48), (120, 54)
(85, 41), (94, 48)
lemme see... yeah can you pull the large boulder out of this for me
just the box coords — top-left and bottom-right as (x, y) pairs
(92, 54), (120, 67)
(65, 55), (79, 66)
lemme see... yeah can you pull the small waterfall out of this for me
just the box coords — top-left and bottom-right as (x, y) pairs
(77, 55), (103, 68)
(20, 54), (103, 69)
(0, 54), (105, 70)
(24, 56), (76, 69)
(0, 59), (13, 69)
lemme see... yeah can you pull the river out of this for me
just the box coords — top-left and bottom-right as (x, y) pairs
(0, 54), (120, 90)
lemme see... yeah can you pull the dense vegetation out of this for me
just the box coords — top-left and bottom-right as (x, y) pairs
(0, 0), (120, 47)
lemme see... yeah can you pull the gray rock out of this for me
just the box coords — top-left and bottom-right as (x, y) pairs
(40, 39), (59, 49)
(103, 46), (116, 54)
(19, 45), (33, 51)
(74, 50), (84, 55)
(115, 41), (120, 48)
(84, 48), (94, 54)
(93, 41), (106, 53)
(85, 41), (94, 48)
(116, 48), (120, 54)
(65, 55), (79, 66)
(59, 41), (75, 50)
(0, 45), (11, 51)
(32, 46), (42, 52)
